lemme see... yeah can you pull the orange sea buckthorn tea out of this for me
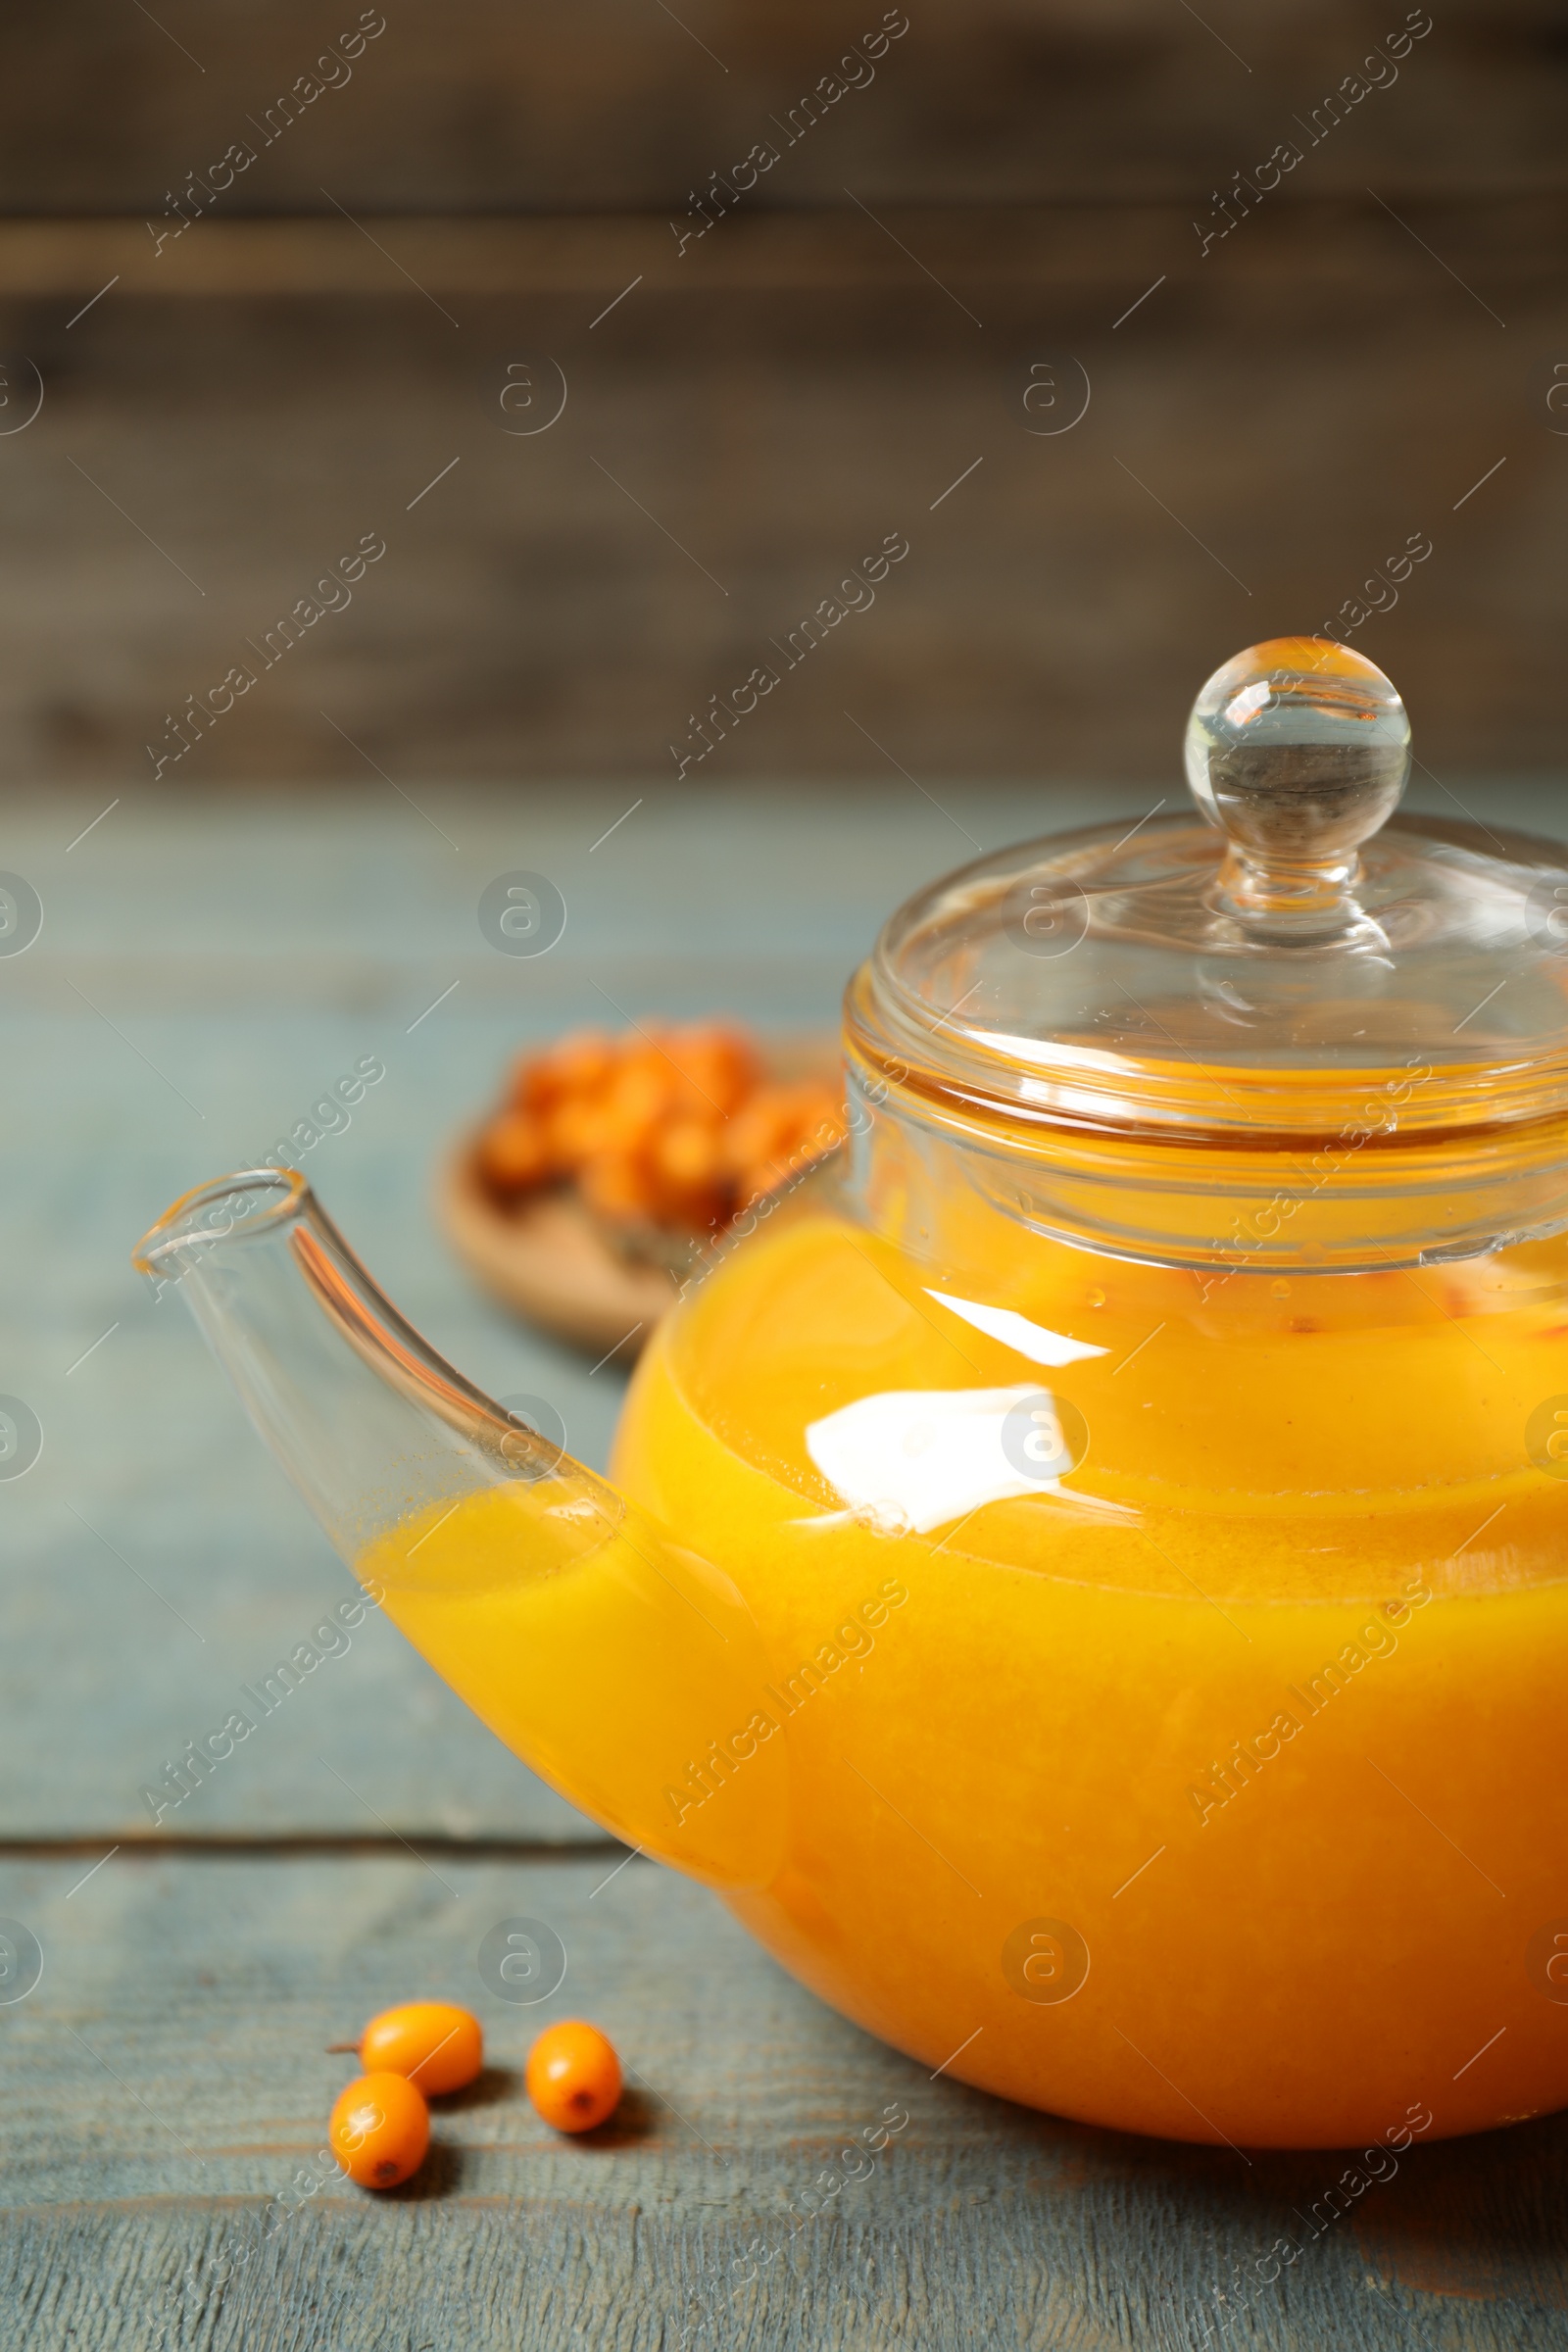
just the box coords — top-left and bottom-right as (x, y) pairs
(139, 640), (1568, 2148)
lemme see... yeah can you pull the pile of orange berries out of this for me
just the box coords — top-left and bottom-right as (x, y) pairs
(326, 2002), (622, 2191)
(475, 1023), (846, 1240)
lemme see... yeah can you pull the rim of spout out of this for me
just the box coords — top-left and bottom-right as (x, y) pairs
(132, 1167), (309, 1274)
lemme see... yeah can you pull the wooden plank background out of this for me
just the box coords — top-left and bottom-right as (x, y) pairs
(5, 0), (1565, 210)
(0, 0), (1563, 788)
(4, 1846), (1568, 2349)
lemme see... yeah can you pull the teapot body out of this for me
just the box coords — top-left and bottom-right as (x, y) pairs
(137, 641), (1568, 2150)
(610, 1112), (1568, 2148)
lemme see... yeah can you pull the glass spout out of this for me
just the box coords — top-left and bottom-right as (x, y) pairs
(133, 1171), (785, 1886)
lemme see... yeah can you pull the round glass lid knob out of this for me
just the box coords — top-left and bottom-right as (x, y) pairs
(1184, 636), (1411, 915)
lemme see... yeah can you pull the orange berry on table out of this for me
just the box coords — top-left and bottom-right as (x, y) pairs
(646, 1119), (728, 1230)
(727, 1083), (845, 1209)
(525, 2020), (622, 2133)
(329, 2071), (430, 2189)
(720, 1086), (791, 1174)
(478, 1109), (547, 1194)
(579, 1150), (656, 1224)
(358, 2001), (483, 2095)
(665, 1024), (761, 1116)
(518, 1030), (614, 1109)
(604, 1057), (676, 1142)
(737, 1163), (783, 1213)
(543, 1095), (616, 1173)
(489, 1022), (842, 1244)
(652, 1118), (721, 1190)
(722, 1087), (802, 1178)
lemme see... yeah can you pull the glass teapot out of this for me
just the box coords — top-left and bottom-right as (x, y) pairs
(134, 638), (1568, 2151)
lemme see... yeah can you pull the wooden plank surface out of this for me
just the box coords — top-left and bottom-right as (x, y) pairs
(3, 243), (1562, 790)
(3, 0), (1564, 785)
(3, 0), (1563, 211)
(5, 197), (1565, 300)
(6, 785), (1568, 2346)
(4, 230), (1562, 789)
(3, 1847), (1567, 2351)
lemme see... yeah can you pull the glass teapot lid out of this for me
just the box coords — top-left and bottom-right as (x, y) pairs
(853, 637), (1568, 1140)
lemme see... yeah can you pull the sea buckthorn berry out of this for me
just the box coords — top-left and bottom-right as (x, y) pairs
(477, 1110), (547, 1195)
(579, 1150), (654, 1223)
(479, 1021), (843, 1242)
(525, 2019), (622, 2133)
(666, 1024), (761, 1116)
(518, 1030), (614, 1109)
(358, 2001), (483, 2095)
(329, 2071), (429, 2189)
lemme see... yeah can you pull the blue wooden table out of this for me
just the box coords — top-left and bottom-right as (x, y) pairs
(4, 776), (1567, 2349)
